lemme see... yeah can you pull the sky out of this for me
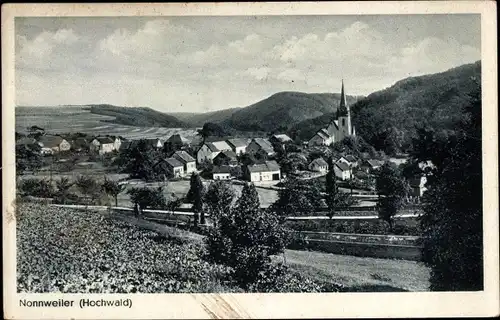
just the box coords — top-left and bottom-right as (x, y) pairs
(15, 15), (481, 113)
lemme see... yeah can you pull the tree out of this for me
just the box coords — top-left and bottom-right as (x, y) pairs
(118, 139), (162, 181)
(271, 175), (323, 217)
(101, 177), (126, 207)
(279, 153), (308, 175)
(16, 144), (43, 174)
(186, 173), (205, 228)
(375, 163), (410, 231)
(75, 175), (101, 207)
(205, 183), (287, 289)
(54, 177), (74, 204)
(415, 86), (483, 291)
(197, 122), (228, 143)
(203, 180), (235, 228)
(127, 186), (166, 211)
(325, 157), (353, 218)
(19, 178), (54, 198)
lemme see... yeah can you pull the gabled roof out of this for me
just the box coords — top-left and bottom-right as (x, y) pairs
(314, 129), (330, 140)
(365, 159), (383, 168)
(271, 134), (293, 143)
(164, 157), (184, 168)
(167, 134), (189, 144)
(344, 155), (357, 162)
(335, 161), (350, 172)
(215, 149), (238, 160)
(94, 136), (115, 144)
(38, 135), (65, 148)
(212, 165), (232, 174)
(247, 160), (280, 173)
(211, 140), (232, 152)
(310, 157), (328, 167)
(251, 138), (274, 153)
(226, 138), (248, 148)
(173, 150), (195, 163)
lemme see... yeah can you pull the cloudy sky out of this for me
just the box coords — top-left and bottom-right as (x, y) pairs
(15, 15), (480, 113)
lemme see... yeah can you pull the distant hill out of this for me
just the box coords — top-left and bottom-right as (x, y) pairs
(89, 104), (189, 128)
(170, 108), (241, 127)
(219, 92), (360, 133)
(289, 61), (481, 152)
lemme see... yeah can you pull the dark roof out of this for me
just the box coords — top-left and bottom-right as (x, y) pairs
(251, 138), (274, 153)
(205, 142), (220, 152)
(173, 150), (195, 163)
(247, 160), (280, 173)
(212, 165), (232, 174)
(164, 157), (184, 168)
(365, 159), (383, 167)
(94, 137), (115, 144)
(315, 129), (330, 140)
(344, 155), (357, 162)
(226, 138), (248, 148)
(38, 135), (65, 148)
(310, 157), (328, 167)
(167, 134), (189, 144)
(216, 150), (237, 160)
(336, 80), (348, 117)
(335, 161), (350, 172)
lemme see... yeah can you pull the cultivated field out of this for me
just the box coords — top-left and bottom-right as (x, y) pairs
(15, 106), (198, 140)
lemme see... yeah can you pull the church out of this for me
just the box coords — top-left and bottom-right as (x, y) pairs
(307, 80), (356, 147)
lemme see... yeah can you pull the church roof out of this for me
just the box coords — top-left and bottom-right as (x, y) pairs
(337, 80), (349, 117)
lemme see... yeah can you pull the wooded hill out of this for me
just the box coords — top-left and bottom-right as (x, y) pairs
(289, 61), (481, 154)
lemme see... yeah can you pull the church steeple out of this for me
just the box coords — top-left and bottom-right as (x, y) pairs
(337, 79), (348, 117)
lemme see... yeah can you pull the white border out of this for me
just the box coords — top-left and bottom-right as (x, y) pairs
(2, 2), (498, 319)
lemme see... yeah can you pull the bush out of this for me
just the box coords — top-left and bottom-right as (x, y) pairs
(19, 179), (54, 198)
(127, 186), (167, 210)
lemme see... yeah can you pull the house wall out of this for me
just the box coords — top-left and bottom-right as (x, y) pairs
(197, 144), (218, 163)
(185, 161), (196, 174)
(249, 170), (281, 182)
(99, 143), (115, 154)
(308, 135), (329, 147)
(170, 166), (184, 177)
(234, 146), (246, 155)
(59, 140), (71, 151)
(309, 164), (327, 172)
(213, 173), (230, 180)
(114, 139), (122, 151)
(334, 166), (350, 180)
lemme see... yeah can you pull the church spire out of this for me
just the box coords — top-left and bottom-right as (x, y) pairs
(337, 79), (348, 117)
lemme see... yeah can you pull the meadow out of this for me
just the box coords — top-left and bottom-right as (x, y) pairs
(15, 106), (198, 140)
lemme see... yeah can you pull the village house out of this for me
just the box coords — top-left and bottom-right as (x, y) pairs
(334, 161), (351, 180)
(90, 136), (120, 155)
(212, 165), (232, 180)
(247, 138), (275, 157)
(37, 135), (71, 155)
(196, 140), (232, 164)
(308, 81), (356, 147)
(338, 155), (358, 168)
(172, 150), (197, 175)
(269, 134), (293, 145)
(308, 157), (329, 173)
(71, 137), (89, 152)
(226, 138), (248, 155)
(166, 134), (190, 149)
(213, 150), (238, 166)
(360, 159), (384, 173)
(164, 158), (185, 178)
(245, 160), (281, 182)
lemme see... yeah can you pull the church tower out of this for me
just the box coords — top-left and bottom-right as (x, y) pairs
(336, 80), (352, 141)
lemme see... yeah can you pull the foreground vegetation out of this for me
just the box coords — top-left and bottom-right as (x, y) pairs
(17, 203), (338, 293)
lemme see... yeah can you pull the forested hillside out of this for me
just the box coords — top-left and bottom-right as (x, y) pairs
(289, 61), (481, 154)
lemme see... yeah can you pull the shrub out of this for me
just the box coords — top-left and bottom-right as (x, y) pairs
(19, 179), (54, 198)
(127, 186), (167, 210)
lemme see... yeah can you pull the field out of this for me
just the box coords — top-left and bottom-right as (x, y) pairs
(15, 106), (198, 140)
(17, 203), (431, 293)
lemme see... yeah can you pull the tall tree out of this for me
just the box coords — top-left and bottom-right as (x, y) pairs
(101, 177), (126, 207)
(55, 177), (74, 204)
(272, 175), (323, 217)
(16, 144), (43, 174)
(375, 163), (410, 231)
(186, 173), (205, 227)
(205, 182), (287, 289)
(415, 86), (483, 291)
(75, 175), (101, 207)
(127, 186), (166, 210)
(203, 180), (235, 228)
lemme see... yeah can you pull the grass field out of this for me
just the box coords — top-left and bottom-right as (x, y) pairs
(16, 106), (198, 140)
(284, 249), (430, 291)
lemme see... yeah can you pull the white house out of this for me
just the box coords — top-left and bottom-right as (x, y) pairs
(308, 157), (329, 173)
(338, 155), (358, 168)
(90, 137), (116, 155)
(334, 161), (351, 181)
(212, 165), (232, 180)
(246, 160), (281, 182)
(196, 141), (232, 164)
(37, 136), (71, 155)
(173, 150), (197, 174)
(226, 138), (248, 155)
